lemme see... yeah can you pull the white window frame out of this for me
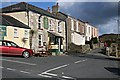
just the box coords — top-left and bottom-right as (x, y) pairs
(76, 21), (78, 32)
(71, 20), (74, 31)
(14, 28), (18, 38)
(38, 16), (42, 29)
(58, 22), (62, 33)
(24, 30), (28, 38)
(39, 35), (43, 46)
(49, 19), (52, 30)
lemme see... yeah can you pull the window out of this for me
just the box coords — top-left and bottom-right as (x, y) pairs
(14, 29), (18, 38)
(39, 35), (42, 46)
(89, 27), (90, 34)
(38, 16), (41, 29)
(3, 41), (18, 47)
(76, 22), (78, 32)
(24, 30), (28, 38)
(58, 23), (62, 33)
(71, 20), (74, 31)
(49, 19), (52, 30)
(50, 36), (55, 45)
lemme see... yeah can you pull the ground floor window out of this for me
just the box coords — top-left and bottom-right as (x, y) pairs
(14, 29), (18, 38)
(39, 35), (42, 46)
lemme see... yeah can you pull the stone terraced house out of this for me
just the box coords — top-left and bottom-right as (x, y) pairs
(1, 2), (66, 55)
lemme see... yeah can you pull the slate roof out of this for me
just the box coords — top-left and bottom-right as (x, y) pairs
(1, 2), (66, 21)
(0, 14), (30, 29)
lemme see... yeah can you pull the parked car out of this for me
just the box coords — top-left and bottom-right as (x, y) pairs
(0, 40), (33, 58)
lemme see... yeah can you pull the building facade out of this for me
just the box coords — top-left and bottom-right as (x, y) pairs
(85, 23), (98, 42)
(1, 2), (66, 55)
(0, 14), (31, 49)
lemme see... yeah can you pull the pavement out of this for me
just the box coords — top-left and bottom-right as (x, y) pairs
(0, 48), (120, 79)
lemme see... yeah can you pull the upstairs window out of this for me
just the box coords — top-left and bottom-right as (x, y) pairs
(76, 22), (78, 32)
(89, 27), (90, 34)
(71, 20), (74, 31)
(58, 23), (62, 33)
(38, 16), (42, 29)
(49, 19), (52, 30)
(39, 35), (43, 46)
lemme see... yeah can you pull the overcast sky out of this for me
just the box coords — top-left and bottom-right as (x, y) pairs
(58, 2), (119, 36)
(1, 0), (120, 36)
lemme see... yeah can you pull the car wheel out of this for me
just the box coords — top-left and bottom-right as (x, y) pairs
(22, 51), (30, 58)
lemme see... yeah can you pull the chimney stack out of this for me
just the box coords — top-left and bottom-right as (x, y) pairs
(52, 2), (59, 15)
(47, 7), (51, 12)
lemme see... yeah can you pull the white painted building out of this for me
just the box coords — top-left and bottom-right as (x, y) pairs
(85, 23), (92, 41)
(71, 32), (85, 45)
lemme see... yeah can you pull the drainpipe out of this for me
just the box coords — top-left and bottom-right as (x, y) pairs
(65, 20), (68, 52)
(26, 3), (29, 28)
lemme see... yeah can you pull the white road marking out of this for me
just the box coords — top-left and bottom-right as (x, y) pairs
(0, 66), (3, 68)
(0, 59), (36, 66)
(44, 64), (69, 73)
(7, 68), (16, 71)
(38, 64), (69, 78)
(74, 61), (82, 64)
(20, 71), (30, 74)
(74, 59), (87, 64)
(42, 72), (57, 76)
(38, 74), (52, 78)
(62, 75), (74, 79)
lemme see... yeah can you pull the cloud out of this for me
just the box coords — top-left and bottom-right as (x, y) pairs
(58, 2), (119, 35)
(57, 0), (120, 2)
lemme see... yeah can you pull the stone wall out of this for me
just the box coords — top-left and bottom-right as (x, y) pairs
(68, 43), (91, 53)
(107, 43), (120, 58)
(81, 44), (91, 53)
(68, 43), (102, 54)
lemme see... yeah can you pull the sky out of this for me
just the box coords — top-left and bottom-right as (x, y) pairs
(1, 0), (120, 36)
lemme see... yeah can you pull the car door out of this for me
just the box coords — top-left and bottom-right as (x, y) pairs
(6, 41), (21, 55)
(0, 41), (9, 55)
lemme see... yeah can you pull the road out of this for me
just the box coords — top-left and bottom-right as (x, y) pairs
(0, 48), (120, 79)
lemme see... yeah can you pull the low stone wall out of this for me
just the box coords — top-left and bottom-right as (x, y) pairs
(106, 43), (120, 58)
(81, 44), (91, 53)
(68, 43), (91, 53)
(68, 43), (102, 54)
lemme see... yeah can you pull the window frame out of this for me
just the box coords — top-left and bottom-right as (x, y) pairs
(14, 28), (18, 38)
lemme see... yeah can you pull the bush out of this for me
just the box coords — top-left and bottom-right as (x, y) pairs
(91, 37), (99, 44)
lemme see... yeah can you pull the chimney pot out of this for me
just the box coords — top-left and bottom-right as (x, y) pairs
(47, 7), (51, 12)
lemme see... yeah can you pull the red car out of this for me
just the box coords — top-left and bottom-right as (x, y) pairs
(0, 40), (33, 58)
